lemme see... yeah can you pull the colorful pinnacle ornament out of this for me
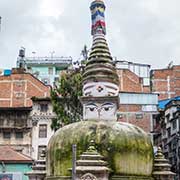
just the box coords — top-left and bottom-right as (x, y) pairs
(90, 0), (106, 36)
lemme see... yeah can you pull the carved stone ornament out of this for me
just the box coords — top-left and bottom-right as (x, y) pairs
(80, 173), (97, 180)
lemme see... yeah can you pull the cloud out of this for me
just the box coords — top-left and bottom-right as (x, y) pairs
(0, 0), (179, 69)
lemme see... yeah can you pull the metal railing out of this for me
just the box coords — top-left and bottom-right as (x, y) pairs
(25, 56), (72, 65)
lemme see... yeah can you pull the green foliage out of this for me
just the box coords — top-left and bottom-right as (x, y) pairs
(51, 70), (83, 131)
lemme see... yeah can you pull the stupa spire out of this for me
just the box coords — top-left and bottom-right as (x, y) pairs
(81, 0), (119, 121)
(82, 0), (119, 95)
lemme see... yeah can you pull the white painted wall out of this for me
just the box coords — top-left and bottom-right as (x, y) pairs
(83, 82), (119, 97)
(30, 101), (55, 160)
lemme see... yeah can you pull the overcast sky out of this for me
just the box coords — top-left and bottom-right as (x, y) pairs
(0, 0), (179, 69)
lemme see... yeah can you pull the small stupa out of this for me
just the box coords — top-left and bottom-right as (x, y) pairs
(75, 140), (110, 180)
(45, 1), (175, 180)
(153, 147), (175, 180)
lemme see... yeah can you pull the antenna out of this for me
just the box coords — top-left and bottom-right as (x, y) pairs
(167, 61), (173, 69)
(0, 17), (2, 32)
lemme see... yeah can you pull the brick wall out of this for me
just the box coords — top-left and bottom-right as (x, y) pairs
(0, 69), (50, 107)
(151, 65), (180, 100)
(117, 69), (150, 93)
(118, 112), (152, 133)
(118, 104), (154, 133)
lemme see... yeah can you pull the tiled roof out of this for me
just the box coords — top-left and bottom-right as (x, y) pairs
(0, 146), (33, 163)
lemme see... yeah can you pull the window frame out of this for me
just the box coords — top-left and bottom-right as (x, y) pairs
(3, 131), (11, 139)
(39, 124), (47, 138)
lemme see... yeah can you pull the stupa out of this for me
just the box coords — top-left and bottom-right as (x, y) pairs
(46, 1), (155, 179)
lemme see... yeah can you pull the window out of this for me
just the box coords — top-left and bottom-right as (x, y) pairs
(172, 120), (177, 130)
(39, 124), (47, 138)
(38, 145), (46, 160)
(166, 114), (170, 122)
(15, 132), (23, 139)
(167, 128), (171, 138)
(40, 104), (48, 112)
(3, 132), (11, 139)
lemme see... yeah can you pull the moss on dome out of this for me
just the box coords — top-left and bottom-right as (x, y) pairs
(46, 120), (153, 178)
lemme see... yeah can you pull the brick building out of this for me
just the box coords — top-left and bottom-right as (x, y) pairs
(151, 65), (180, 100)
(118, 92), (158, 139)
(115, 60), (151, 93)
(0, 68), (50, 107)
(115, 60), (158, 136)
(0, 68), (52, 158)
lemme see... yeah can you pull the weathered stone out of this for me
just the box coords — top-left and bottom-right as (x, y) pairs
(46, 120), (153, 178)
(75, 140), (110, 180)
(152, 147), (175, 180)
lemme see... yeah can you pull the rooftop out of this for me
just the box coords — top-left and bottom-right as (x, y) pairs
(0, 146), (33, 163)
(25, 56), (72, 65)
(158, 96), (180, 110)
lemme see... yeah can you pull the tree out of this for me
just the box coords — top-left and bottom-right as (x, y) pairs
(51, 69), (83, 131)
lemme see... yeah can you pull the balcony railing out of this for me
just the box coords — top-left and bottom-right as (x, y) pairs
(25, 56), (72, 65)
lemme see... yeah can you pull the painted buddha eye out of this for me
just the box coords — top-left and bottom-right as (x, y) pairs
(102, 103), (114, 112)
(104, 107), (109, 111)
(90, 107), (95, 111)
(86, 103), (97, 112)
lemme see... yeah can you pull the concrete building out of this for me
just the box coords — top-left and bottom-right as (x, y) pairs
(30, 97), (55, 160)
(0, 146), (33, 180)
(16, 48), (72, 86)
(151, 65), (180, 100)
(153, 96), (180, 179)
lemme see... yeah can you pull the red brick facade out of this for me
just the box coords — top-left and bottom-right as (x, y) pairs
(0, 68), (50, 107)
(118, 104), (153, 133)
(116, 69), (154, 134)
(151, 65), (180, 100)
(117, 69), (150, 93)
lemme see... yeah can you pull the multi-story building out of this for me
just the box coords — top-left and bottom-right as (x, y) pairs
(0, 68), (54, 159)
(30, 97), (56, 160)
(151, 65), (180, 100)
(114, 60), (158, 136)
(115, 60), (151, 90)
(118, 92), (158, 140)
(16, 48), (72, 86)
(153, 96), (180, 179)
(0, 107), (32, 156)
(0, 68), (50, 107)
